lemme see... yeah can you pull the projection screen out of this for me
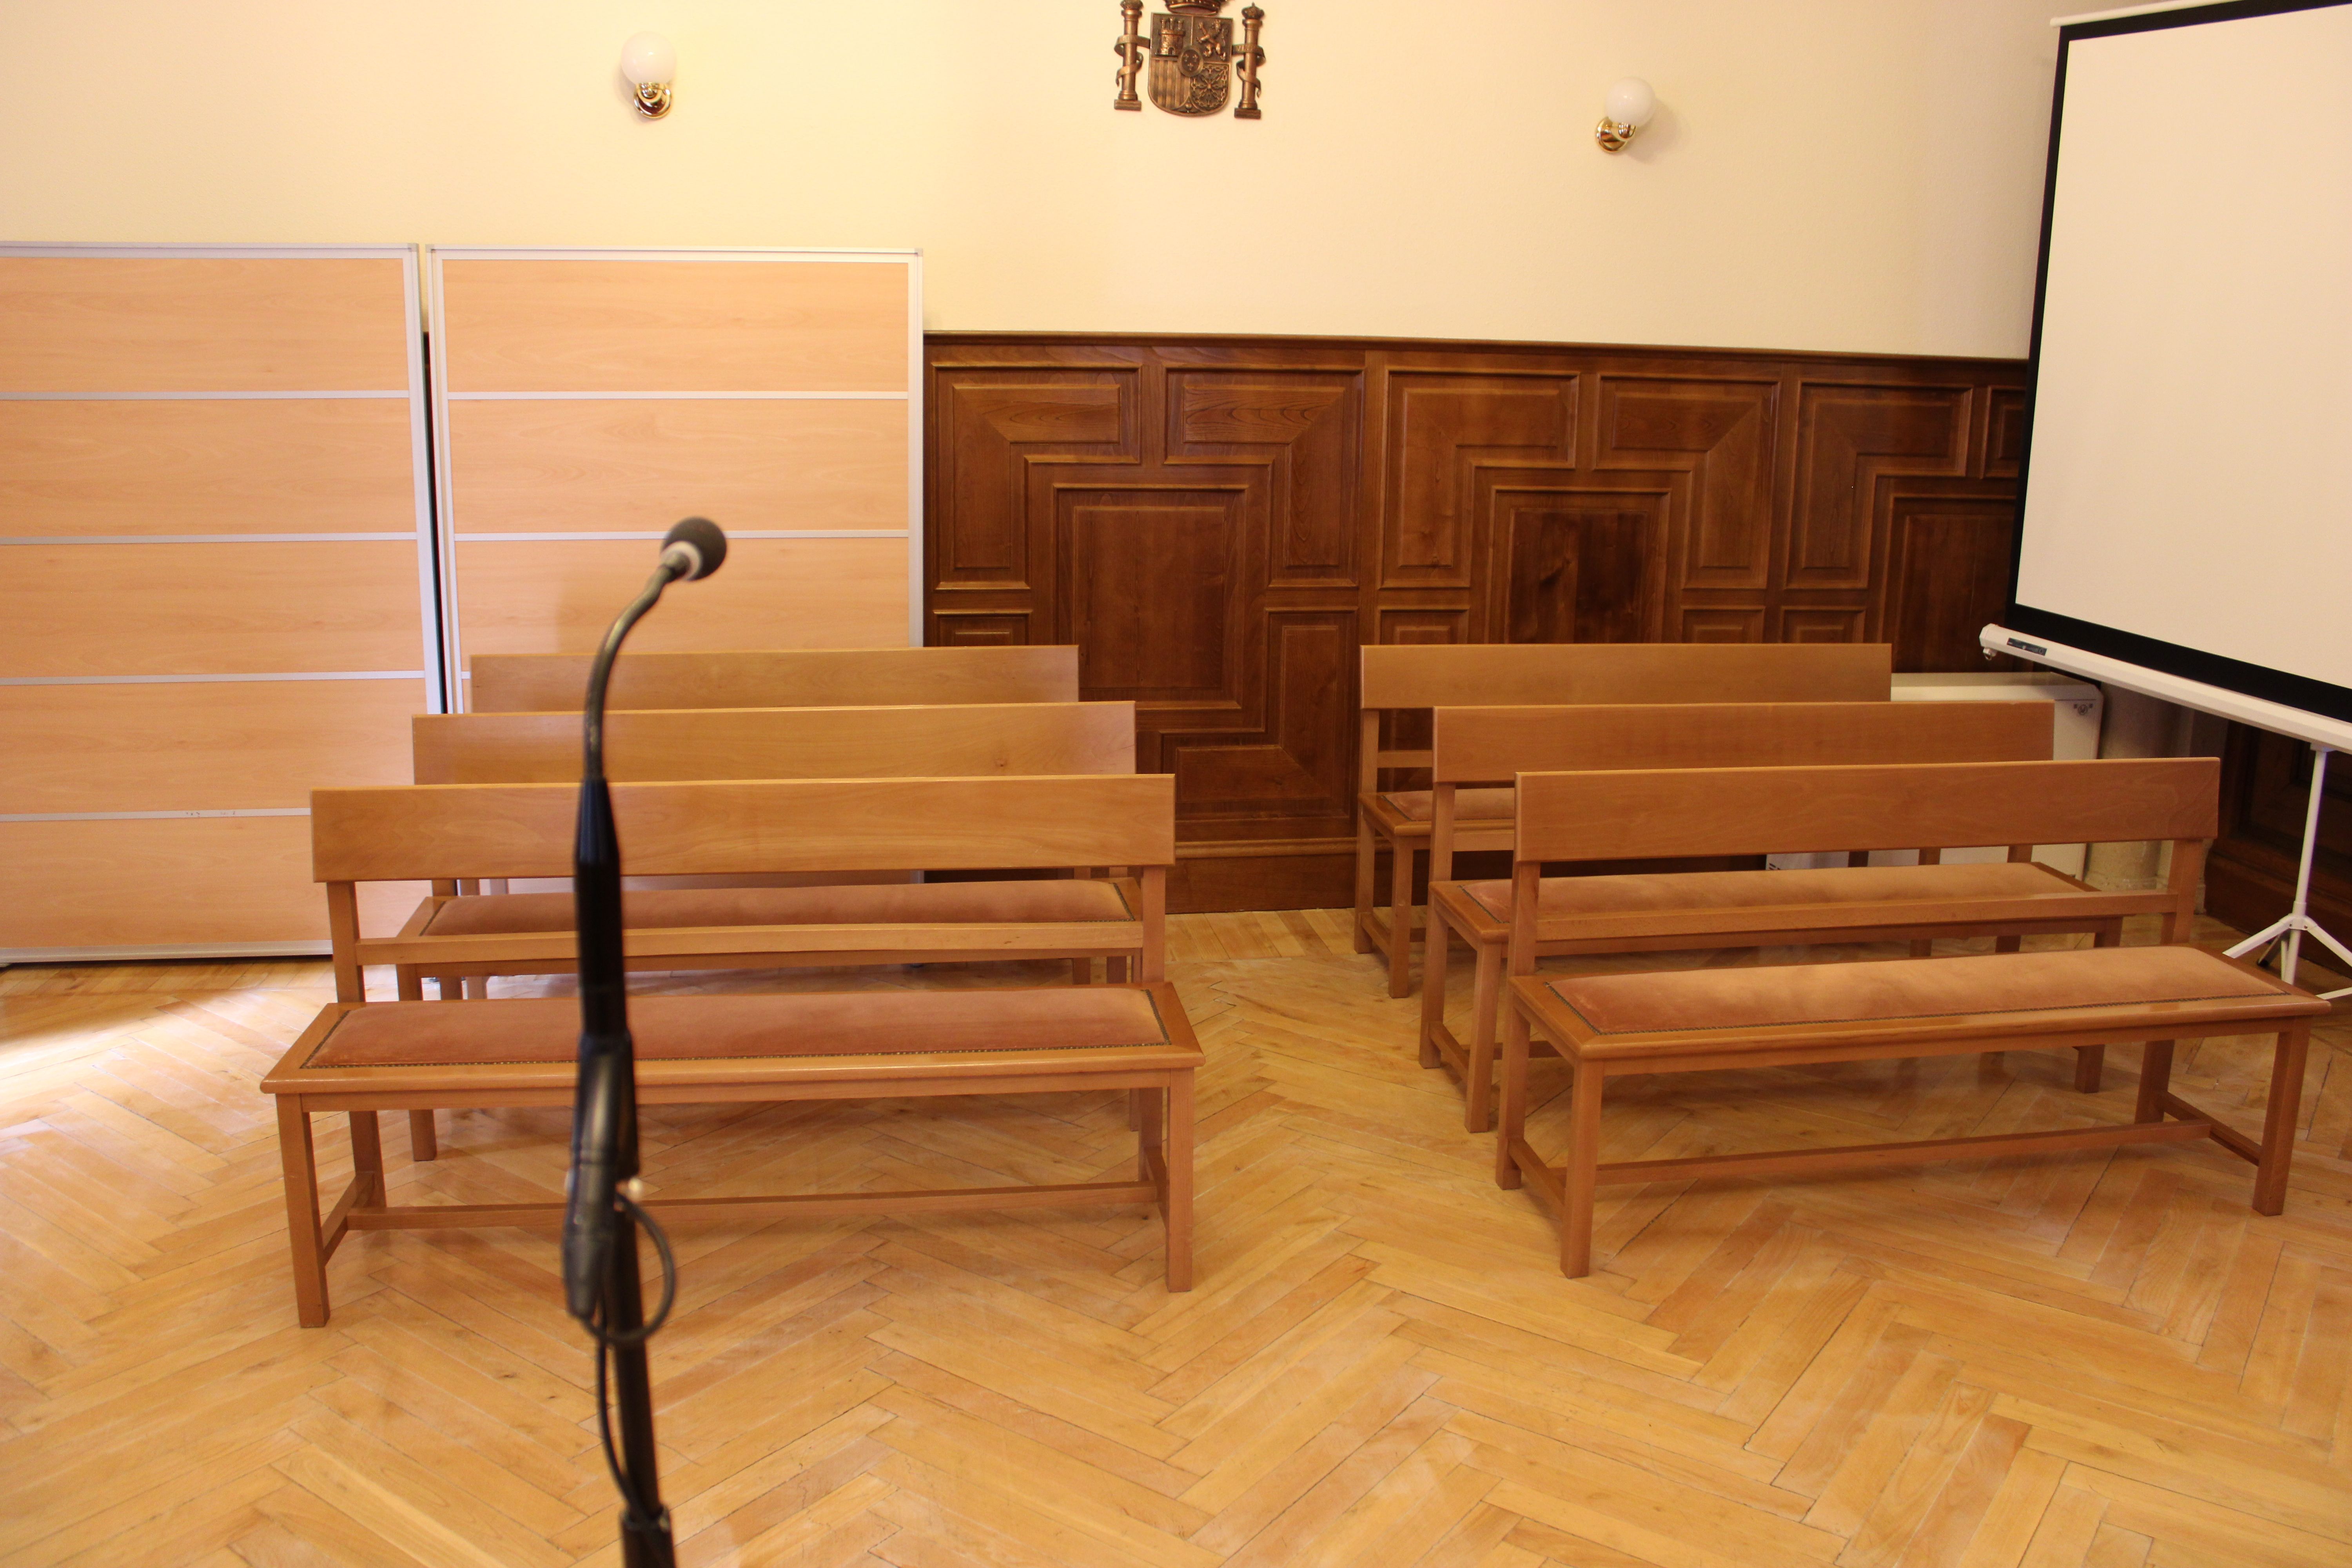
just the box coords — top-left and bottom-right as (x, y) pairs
(2006, 0), (2352, 725)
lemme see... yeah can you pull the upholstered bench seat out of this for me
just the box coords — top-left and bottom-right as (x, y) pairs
(263, 982), (1202, 1324)
(1436, 861), (2143, 949)
(281, 985), (1178, 1078)
(1496, 945), (2327, 1276)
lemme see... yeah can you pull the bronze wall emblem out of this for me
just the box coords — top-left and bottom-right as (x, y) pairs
(1116, 0), (1263, 119)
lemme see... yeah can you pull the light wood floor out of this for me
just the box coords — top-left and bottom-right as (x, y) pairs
(1, 913), (2347, 1567)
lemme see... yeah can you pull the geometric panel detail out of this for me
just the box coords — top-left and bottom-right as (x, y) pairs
(931, 611), (1032, 647)
(935, 373), (1135, 586)
(1490, 488), (1666, 644)
(1057, 486), (1242, 702)
(1169, 371), (1361, 583)
(1886, 493), (2019, 672)
(1597, 377), (1777, 588)
(1386, 376), (1575, 584)
(1681, 606), (1767, 642)
(1779, 606), (1868, 643)
(1790, 384), (1970, 589)
(1168, 613), (1355, 833)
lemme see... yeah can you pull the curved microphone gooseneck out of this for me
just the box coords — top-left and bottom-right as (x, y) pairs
(561, 516), (724, 1568)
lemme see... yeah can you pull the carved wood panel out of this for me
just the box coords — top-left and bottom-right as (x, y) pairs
(927, 337), (2025, 910)
(1882, 488), (2023, 672)
(1789, 384), (1971, 590)
(1383, 375), (1575, 586)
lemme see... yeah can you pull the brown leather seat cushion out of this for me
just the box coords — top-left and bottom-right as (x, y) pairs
(1547, 946), (2289, 1039)
(1457, 862), (2078, 926)
(1376, 787), (1515, 824)
(305, 987), (1171, 1069)
(421, 878), (1135, 938)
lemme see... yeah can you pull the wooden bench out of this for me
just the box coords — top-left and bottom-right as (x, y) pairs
(1355, 642), (1892, 996)
(412, 699), (1137, 991)
(1497, 944), (2324, 1277)
(1420, 702), (2065, 1129)
(468, 644), (1080, 712)
(264, 983), (1201, 1325)
(313, 773), (1172, 1159)
(1434, 757), (2219, 1131)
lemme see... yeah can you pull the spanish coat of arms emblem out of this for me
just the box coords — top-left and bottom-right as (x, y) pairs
(1115, 0), (1265, 119)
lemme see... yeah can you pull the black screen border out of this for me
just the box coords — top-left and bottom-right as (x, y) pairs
(2006, 0), (2352, 724)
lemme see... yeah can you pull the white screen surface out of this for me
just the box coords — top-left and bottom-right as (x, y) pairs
(2017, 3), (2352, 697)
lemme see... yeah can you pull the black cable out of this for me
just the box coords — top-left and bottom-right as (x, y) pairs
(587, 1197), (680, 1531)
(593, 1193), (678, 1348)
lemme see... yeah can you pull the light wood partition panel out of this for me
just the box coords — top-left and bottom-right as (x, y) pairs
(428, 248), (921, 706)
(0, 245), (436, 959)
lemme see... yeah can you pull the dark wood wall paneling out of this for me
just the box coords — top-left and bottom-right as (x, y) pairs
(924, 335), (2029, 912)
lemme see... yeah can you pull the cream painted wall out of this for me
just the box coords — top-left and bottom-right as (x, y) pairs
(0, 1), (2061, 356)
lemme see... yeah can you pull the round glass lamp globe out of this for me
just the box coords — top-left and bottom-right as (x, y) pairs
(621, 32), (676, 87)
(1604, 77), (1656, 129)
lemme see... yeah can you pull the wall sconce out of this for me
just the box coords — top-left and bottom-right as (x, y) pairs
(1595, 77), (1656, 152)
(621, 33), (677, 119)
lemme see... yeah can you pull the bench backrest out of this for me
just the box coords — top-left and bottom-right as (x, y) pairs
(1513, 759), (2216, 863)
(1359, 642), (1891, 793)
(414, 701), (1136, 784)
(1363, 642), (1890, 710)
(468, 645), (1081, 712)
(1430, 701), (2051, 784)
(314, 774), (1175, 885)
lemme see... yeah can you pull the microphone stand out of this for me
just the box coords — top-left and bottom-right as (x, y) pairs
(564, 524), (719, 1568)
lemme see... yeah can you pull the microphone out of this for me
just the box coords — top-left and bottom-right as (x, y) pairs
(559, 519), (721, 1567)
(565, 519), (730, 1317)
(657, 516), (726, 584)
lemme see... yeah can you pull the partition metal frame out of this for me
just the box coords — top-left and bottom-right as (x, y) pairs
(422, 246), (925, 708)
(0, 241), (441, 963)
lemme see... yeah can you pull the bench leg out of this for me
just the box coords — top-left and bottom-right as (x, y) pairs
(391, 971), (442, 1161)
(1908, 940), (1934, 958)
(1496, 1003), (1531, 1189)
(1561, 1061), (1604, 1280)
(348, 1112), (385, 1211)
(1106, 956), (1129, 984)
(2135, 1040), (2175, 1123)
(1071, 958), (1093, 985)
(2073, 1047), (2107, 1094)
(1137, 1083), (1163, 1182)
(2072, 927), (2122, 1093)
(1352, 819), (1377, 954)
(1387, 839), (1416, 998)
(1419, 912), (1450, 1068)
(1994, 935), (2023, 954)
(1163, 1073), (1195, 1292)
(275, 1100), (330, 1328)
(2254, 1023), (2310, 1216)
(1464, 941), (1504, 1133)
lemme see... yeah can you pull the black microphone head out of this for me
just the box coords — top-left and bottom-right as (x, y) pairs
(660, 516), (726, 581)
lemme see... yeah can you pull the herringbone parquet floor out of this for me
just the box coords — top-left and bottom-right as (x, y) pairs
(2, 913), (2347, 1566)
